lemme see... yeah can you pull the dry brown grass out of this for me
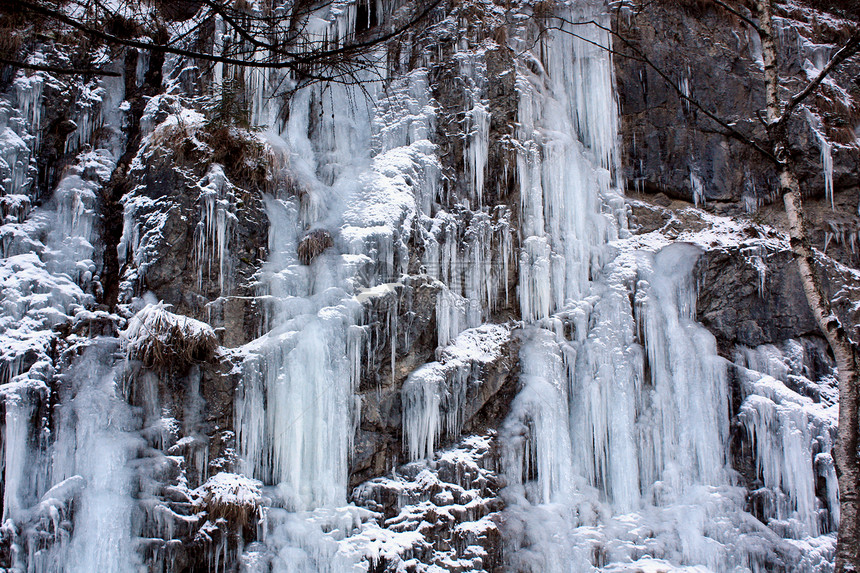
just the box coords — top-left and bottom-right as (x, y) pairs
(123, 303), (218, 369)
(297, 228), (334, 265)
(0, 6), (29, 62)
(148, 116), (276, 190)
(197, 473), (262, 528)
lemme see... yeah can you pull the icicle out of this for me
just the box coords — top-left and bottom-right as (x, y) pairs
(466, 102), (490, 206)
(402, 324), (509, 462)
(680, 72), (691, 113)
(50, 347), (143, 573)
(735, 342), (839, 537)
(806, 110), (835, 209)
(690, 169), (706, 207)
(401, 363), (444, 461)
(638, 244), (729, 490)
(194, 165), (236, 295)
(14, 73), (44, 147)
(514, 7), (623, 323)
(820, 135), (834, 209)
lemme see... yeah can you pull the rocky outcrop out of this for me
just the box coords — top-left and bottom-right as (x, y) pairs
(616, 0), (860, 264)
(353, 434), (503, 572)
(117, 107), (270, 347)
(297, 228), (334, 264)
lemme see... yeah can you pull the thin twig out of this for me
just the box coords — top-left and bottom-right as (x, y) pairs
(711, 0), (761, 33)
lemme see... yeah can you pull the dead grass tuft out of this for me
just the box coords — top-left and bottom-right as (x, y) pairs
(122, 302), (218, 369)
(297, 228), (334, 265)
(197, 473), (262, 528)
(148, 114), (275, 190)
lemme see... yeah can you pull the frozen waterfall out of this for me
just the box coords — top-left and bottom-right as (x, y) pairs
(0, 0), (843, 571)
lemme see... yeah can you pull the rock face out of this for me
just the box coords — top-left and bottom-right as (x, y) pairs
(699, 246), (819, 346)
(118, 106), (270, 347)
(631, 196), (859, 351)
(615, 0), (860, 263)
(0, 0), (857, 571)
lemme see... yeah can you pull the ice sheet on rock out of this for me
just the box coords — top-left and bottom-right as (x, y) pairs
(501, 328), (576, 506)
(1, 378), (48, 521)
(637, 243), (729, 492)
(0, 127), (31, 198)
(64, 71), (126, 158)
(0, 107), (111, 369)
(234, 27), (415, 520)
(737, 363), (839, 537)
(402, 324), (510, 461)
(805, 109), (835, 209)
(466, 102), (490, 206)
(340, 140), (433, 282)
(32, 343), (144, 573)
(237, 312), (358, 510)
(0, 60), (135, 569)
(424, 209), (514, 346)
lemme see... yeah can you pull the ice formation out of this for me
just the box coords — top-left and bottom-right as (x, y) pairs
(0, 0), (846, 571)
(402, 324), (511, 461)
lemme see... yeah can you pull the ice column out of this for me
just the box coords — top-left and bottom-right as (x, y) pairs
(637, 243), (729, 492)
(515, 7), (622, 323)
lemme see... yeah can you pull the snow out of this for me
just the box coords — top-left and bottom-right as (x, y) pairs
(0, 0), (849, 570)
(0, 144), (114, 381)
(347, 434), (500, 572)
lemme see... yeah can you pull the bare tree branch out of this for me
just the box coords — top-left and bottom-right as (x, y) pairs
(18, 0), (300, 70)
(711, 0), (761, 33)
(778, 30), (860, 126)
(16, 0), (442, 74)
